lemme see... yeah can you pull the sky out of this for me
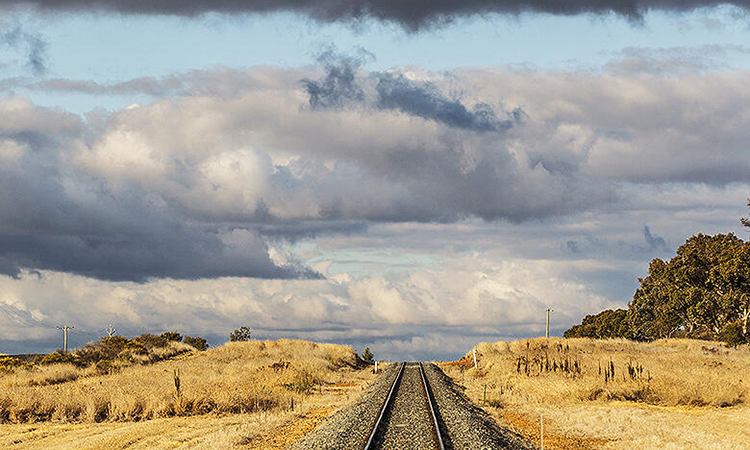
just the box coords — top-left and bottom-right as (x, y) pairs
(1, 1), (750, 360)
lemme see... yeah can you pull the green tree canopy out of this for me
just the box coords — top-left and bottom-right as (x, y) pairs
(566, 232), (750, 345)
(563, 309), (630, 339)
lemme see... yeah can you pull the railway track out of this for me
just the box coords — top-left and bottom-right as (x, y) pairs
(364, 362), (446, 450)
(293, 361), (535, 450)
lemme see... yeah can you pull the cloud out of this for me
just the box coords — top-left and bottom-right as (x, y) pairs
(27, 75), (183, 96)
(0, 253), (617, 359)
(0, 98), (317, 281)
(0, 24), (48, 75)
(301, 51), (515, 132)
(375, 73), (515, 132)
(604, 45), (750, 75)
(301, 49), (369, 109)
(4, 0), (750, 30)
(1, 181), (747, 358)
(3, 61), (750, 282)
(643, 225), (669, 252)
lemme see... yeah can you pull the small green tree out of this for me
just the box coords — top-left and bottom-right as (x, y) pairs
(361, 346), (374, 365)
(229, 326), (252, 342)
(184, 336), (209, 351)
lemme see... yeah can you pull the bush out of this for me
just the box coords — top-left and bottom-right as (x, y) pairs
(230, 327), (252, 342)
(160, 332), (183, 342)
(0, 357), (31, 372)
(719, 321), (748, 348)
(184, 336), (209, 351)
(134, 333), (168, 349)
(94, 359), (114, 374)
(77, 336), (146, 366)
(41, 351), (80, 365)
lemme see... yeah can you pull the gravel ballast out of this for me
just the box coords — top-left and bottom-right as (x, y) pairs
(371, 363), (439, 449)
(292, 363), (401, 450)
(294, 362), (536, 450)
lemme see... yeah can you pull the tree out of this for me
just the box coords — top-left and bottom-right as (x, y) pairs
(230, 326), (252, 342)
(742, 198), (750, 229)
(568, 231), (750, 342)
(361, 346), (374, 364)
(563, 309), (630, 339)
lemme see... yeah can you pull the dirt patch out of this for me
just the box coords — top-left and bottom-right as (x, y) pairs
(329, 382), (357, 387)
(491, 409), (611, 450)
(242, 408), (334, 449)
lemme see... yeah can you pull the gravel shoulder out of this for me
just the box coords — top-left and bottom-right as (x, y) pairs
(292, 363), (401, 450)
(423, 363), (537, 450)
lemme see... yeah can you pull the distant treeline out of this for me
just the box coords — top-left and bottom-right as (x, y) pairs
(565, 233), (750, 346)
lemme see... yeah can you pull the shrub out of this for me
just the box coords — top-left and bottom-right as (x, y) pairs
(0, 357), (31, 372)
(719, 321), (748, 348)
(134, 333), (168, 349)
(41, 351), (80, 365)
(160, 332), (183, 342)
(230, 327), (252, 342)
(77, 336), (146, 366)
(94, 359), (114, 374)
(184, 336), (209, 351)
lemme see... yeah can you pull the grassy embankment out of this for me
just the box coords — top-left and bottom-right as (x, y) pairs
(442, 338), (750, 450)
(0, 339), (376, 449)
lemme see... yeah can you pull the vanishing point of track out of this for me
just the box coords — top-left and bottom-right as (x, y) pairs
(364, 362), (446, 450)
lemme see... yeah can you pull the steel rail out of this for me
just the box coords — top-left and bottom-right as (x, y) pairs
(419, 362), (446, 450)
(363, 361), (406, 450)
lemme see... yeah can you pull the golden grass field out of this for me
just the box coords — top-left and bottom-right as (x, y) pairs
(0, 339), (377, 449)
(2, 337), (748, 449)
(441, 338), (750, 450)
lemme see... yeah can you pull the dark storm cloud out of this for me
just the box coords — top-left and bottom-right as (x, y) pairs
(0, 104), (317, 282)
(256, 220), (369, 243)
(375, 73), (513, 132)
(4, 0), (750, 30)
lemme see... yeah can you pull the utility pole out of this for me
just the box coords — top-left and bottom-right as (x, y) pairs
(56, 326), (74, 353)
(546, 308), (553, 339)
(106, 324), (116, 338)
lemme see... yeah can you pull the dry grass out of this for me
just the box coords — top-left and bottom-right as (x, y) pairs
(0, 371), (376, 450)
(0, 339), (362, 424)
(442, 338), (750, 450)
